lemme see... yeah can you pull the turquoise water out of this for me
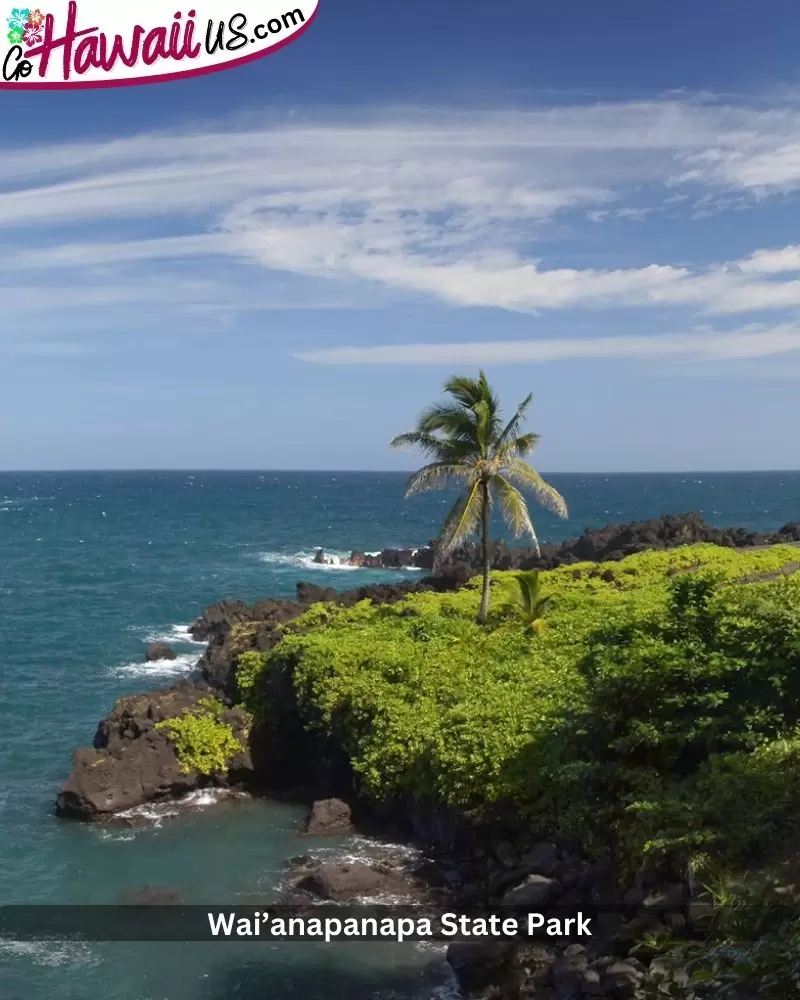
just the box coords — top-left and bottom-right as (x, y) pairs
(2, 470), (799, 999)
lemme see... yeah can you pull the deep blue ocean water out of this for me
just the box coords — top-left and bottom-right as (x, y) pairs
(2, 470), (800, 999)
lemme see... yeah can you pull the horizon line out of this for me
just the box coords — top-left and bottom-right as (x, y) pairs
(2, 468), (800, 476)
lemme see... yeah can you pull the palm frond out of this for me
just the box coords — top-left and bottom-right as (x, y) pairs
(478, 370), (503, 440)
(494, 431), (540, 461)
(442, 372), (502, 441)
(516, 571), (537, 618)
(513, 570), (554, 634)
(391, 431), (479, 468)
(418, 404), (479, 444)
(495, 393), (533, 451)
(504, 458), (568, 519)
(439, 482), (484, 554)
(473, 399), (493, 456)
(390, 431), (452, 459)
(442, 375), (486, 410)
(493, 474), (535, 539)
(406, 462), (472, 496)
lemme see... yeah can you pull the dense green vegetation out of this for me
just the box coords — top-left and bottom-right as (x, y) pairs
(155, 697), (245, 776)
(238, 541), (800, 869)
(237, 541), (800, 997)
(391, 370), (567, 622)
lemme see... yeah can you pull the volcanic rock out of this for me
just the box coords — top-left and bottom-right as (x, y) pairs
(55, 680), (252, 818)
(304, 797), (354, 836)
(145, 642), (177, 662)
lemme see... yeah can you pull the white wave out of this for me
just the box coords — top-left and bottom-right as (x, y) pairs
(95, 828), (137, 842)
(181, 788), (240, 809)
(422, 976), (462, 998)
(341, 836), (423, 867)
(0, 939), (98, 968)
(111, 788), (248, 830)
(259, 549), (362, 572)
(258, 549), (424, 572)
(112, 803), (180, 828)
(301, 835), (424, 869)
(109, 652), (200, 680)
(143, 623), (207, 647)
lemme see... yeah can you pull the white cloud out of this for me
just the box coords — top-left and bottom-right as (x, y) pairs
(737, 245), (800, 274)
(295, 324), (800, 365)
(8, 97), (800, 338)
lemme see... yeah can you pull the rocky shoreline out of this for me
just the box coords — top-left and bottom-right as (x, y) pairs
(316, 510), (800, 579)
(54, 511), (800, 998)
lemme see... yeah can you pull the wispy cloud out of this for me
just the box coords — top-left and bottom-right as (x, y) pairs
(295, 324), (800, 365)
(8, 97), (800, 348)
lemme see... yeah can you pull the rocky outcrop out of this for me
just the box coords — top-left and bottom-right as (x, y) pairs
(56, 680), (253, 819)
(304, 797), (354, 836)
(145, 642), (176, 662)
(192, 597), (306, 699)
(438, 837), (705, 999)
(189, 579), (440, 700)
(289, 856), (440, 904)
(348, 548), (420, 569)
(296, 862), (394, 901)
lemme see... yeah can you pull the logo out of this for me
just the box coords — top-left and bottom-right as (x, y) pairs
(1, 0), (318, 88)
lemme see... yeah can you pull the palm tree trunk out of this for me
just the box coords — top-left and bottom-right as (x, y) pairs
(478, 482), (491, 624)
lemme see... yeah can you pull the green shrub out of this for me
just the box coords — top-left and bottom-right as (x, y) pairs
(237, 650), (270, 705)
(568, 572), (800, 865)
(156, 699), (244, 776)
(645, 878), (800, 999)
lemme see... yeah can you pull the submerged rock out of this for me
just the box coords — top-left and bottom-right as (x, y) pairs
(293, 858), (435, 903)
(296, 862), (387, 901)
(119, 885), (183, 905)
(145, 642), (177, 662)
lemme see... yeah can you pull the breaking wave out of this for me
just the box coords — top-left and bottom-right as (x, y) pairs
(143, 623), (207, 647)
(258, 549), (423, 572)
(109, 651), (201, 680)
(103, 789), (249, 832)
(259, 549), (364, 571)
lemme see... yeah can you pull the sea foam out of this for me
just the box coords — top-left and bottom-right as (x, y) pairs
(258, 549), (424, 572)
(109, 651), (200, 680)
(0, 939), (98, 968)
(143, 623), (207, 647)
(109, 788), (247, 831)
(258, 549), (362, 571)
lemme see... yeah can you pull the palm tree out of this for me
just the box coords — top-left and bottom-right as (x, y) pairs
(391, 371), (568, 624)
(512, 570), (554, 635)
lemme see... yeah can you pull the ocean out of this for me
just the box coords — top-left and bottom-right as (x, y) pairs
(2, 470), (799, 999)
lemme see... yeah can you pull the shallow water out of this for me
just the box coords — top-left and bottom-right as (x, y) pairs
(2, 470), (799, 998)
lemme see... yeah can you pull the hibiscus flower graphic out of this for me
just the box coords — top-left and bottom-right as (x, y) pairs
(22, 21), (41, 44)
(7, 25), (23, 44)
(27, 7), (44, 26)
(7, 7), (30, 31)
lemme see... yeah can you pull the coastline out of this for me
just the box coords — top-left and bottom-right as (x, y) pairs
(52, 509), (800, 998)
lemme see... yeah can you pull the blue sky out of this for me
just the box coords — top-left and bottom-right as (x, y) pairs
(4, 0), (800, 471)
